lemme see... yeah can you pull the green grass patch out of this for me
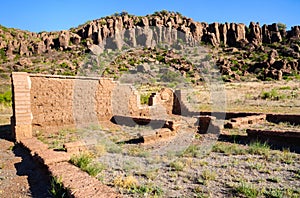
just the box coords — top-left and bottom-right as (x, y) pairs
(260, 89), (286, 100)
(0, 90), (12, 106)
(234, 182), (261, 198)
(248, 141), (270, 156)
(70, 152), (105, 177)
(130, 183), (164, 196)
(212, 142), (246, 155)
(180, 145), (202, 157)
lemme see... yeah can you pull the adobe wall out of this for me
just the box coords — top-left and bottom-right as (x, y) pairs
(11, 72), (175, 142)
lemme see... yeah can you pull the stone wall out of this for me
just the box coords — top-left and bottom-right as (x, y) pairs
(11, 72), (175, 141)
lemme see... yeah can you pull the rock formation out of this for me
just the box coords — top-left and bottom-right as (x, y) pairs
(0, 11), (299, 81)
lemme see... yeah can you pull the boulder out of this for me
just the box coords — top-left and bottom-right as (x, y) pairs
(268, 49), (278, 65)
(88, 44), (103, 55)
(58, 31), (70, 49)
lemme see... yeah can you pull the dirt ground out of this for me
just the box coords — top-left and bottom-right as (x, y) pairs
(0, 125), (52, 198)
(0, 79), (300, 197)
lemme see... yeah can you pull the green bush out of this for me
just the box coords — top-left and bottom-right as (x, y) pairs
(0, 48), (7, 63)
(140, 92), (151, 105)
(0, 90), (12, 105)
(260, 89), (286, 100)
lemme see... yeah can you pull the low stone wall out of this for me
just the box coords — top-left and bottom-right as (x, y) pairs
(11, 72), (175, 141)
(246, 129), (300, 145)
(224, 114), (266, 129)
(266, 114), (300, 125)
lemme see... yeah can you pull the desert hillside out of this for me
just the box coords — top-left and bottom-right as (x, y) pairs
(0, 10), (299, 84)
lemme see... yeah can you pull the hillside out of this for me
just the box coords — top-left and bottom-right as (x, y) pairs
(0, 10), (300, 85)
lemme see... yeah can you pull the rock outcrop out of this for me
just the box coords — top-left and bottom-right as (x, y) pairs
(0, 11), (300, 56)
(0, 11), (299, 81)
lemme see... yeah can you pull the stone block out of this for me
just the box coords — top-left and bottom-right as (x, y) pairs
(197, 115), (222, 134)
(63, 141), (87, 154)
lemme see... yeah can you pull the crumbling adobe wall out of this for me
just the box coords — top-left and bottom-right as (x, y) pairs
(112, 84), (174, 119)
(30, 76), (75, 131)
(96, 78), (117, 121)
(12, 73), (118, 141)
(12, 72), (175, 141)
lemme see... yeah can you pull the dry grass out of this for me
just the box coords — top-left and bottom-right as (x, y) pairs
(193, 80), (300, 114)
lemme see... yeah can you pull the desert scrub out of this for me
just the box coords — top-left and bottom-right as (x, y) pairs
(49, 176), (69, 198)
(260, 89), (286, 100)
(234, 182), (261, 198)
(70, 152), (105, 177)
(271, 148), (298, 164)
(197, 169), (217, 185)
(180, 145), (202, 158)
(114, 176), (164, 196)
(140, 92), (152, 105)
(0, 90), (12, 106)
(113, 175), (139, 189)
(212, 142), (246, 155)
(248, 141), (270, 157)
(36, 128), (79, 150)
(131, 183), (164, 196)
(262, 187), (300, 198)
(169, 160), (185, 171)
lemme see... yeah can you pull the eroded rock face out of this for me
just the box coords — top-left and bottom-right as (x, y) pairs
(0, 12), (299, 56)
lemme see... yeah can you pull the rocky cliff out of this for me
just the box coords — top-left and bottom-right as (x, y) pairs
(0, 11), (300, 82)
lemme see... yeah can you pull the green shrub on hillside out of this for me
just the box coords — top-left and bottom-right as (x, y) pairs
(0, 90), (12, 106)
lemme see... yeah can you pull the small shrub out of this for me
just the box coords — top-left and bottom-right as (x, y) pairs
(212, 142), (246, 155)
(0, 48), (7, 63)
(260, 89), (285, 100)
(131, 183), (164, 196)
(114, 175), (139, 189)
(248, 141), (270, 156)
(94, 144), (106, 157)
(0, 90), (12, 106)
(266, 177), (281, 183)
(70, 152), (104, 177)
(140, 92), (151, 105)
(49, 177), (69, 198)
(276, 148), (297, 164)
(234, 182), (261, 198)
(201, 169), (216, 181)
(203, 54), (212, 61)
(169, 160), (185, 171)
(279, 86), (291, 90)
(181, 145), (201, 157)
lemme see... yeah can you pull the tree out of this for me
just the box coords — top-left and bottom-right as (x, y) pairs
(277, 22), (287, 31)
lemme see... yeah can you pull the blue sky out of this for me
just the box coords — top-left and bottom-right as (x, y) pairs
(1, 0), (299, 32)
